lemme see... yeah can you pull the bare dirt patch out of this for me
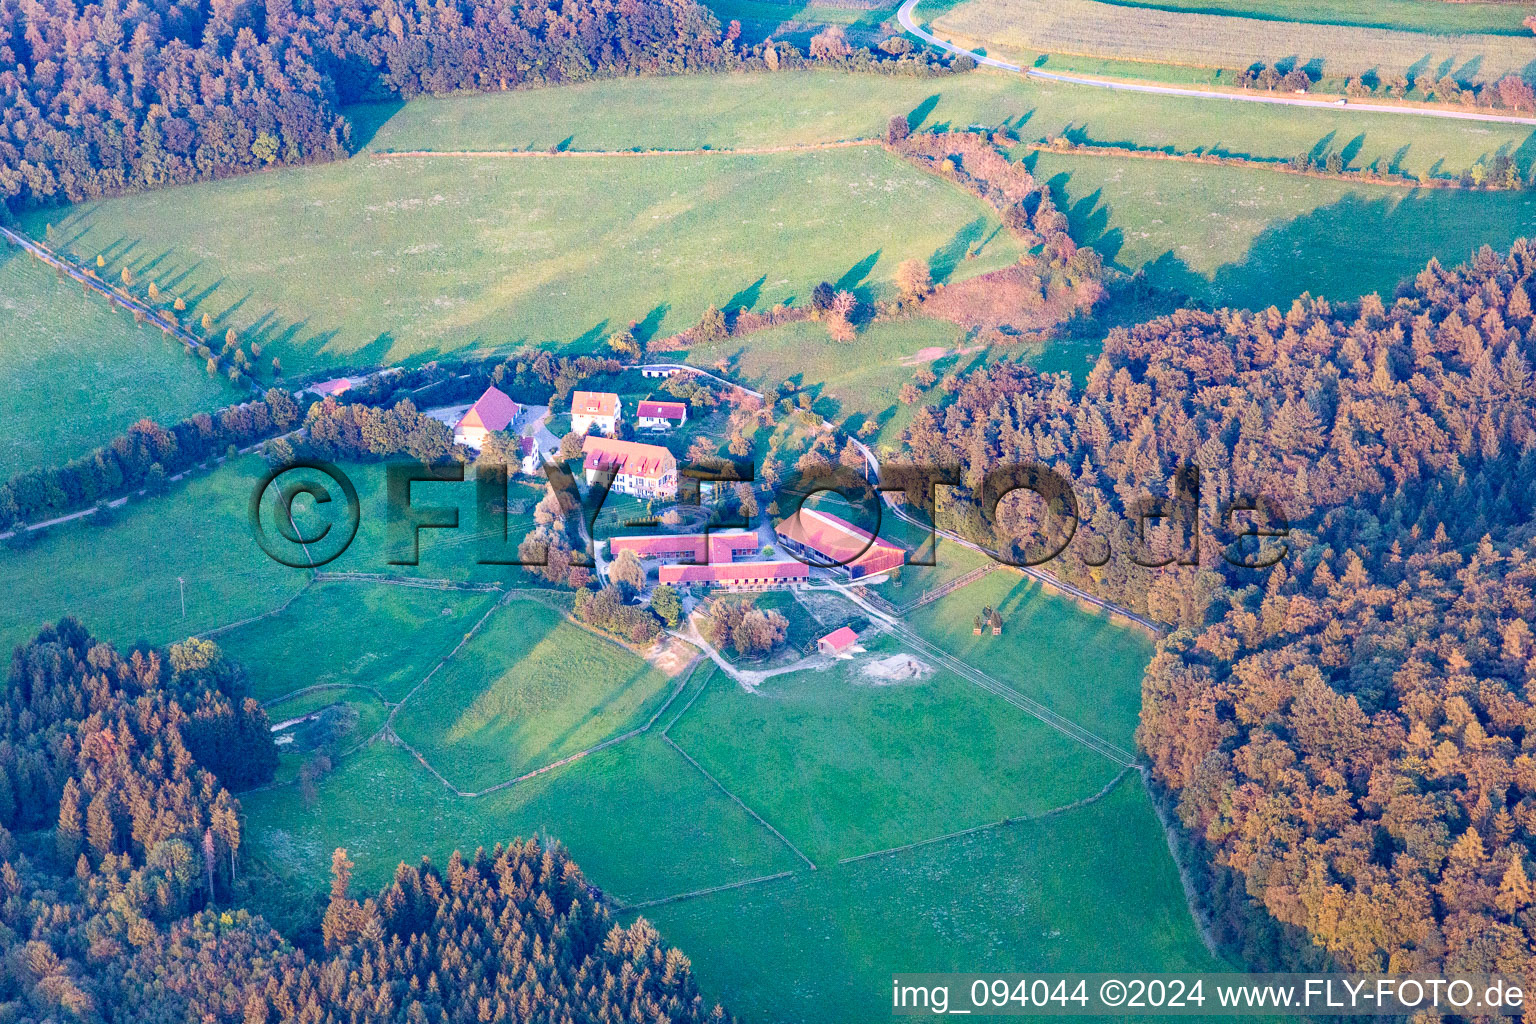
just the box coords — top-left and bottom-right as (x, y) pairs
(859, 652), (934, 685)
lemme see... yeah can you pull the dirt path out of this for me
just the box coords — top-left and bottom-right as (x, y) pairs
(672, 615), (830, 691)
(371, 139), (880, 160)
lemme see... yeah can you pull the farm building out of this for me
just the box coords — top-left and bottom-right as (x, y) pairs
(582, 435), (678, 500)
(571, 390), (621, 434)
(453, 386), (521, 449)
(608, 530), (759, 565)
(642, 366), (681, 379)
(305, 376), (356, 397)
(636, 399), (688, 430)
(774, 507), (905, 579)
(659, 559), (809, 591)
(817, 626), (861, 656)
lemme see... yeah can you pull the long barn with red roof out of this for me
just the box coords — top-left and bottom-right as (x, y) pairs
(774, 507), (905, 579)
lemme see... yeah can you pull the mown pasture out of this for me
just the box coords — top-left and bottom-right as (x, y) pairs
(215, 581), (501, 702)
(905, 569), (1156, 749)
(390, 597), (679, 792)
(242, 723), (805, 904)
(352, 71), (1535, 185)
(1028, 150), (1536, 311)
(0, 248), (237, 478)
(932, 0), (1536, 81)
(666, 633), (1125, 864)
(26, 146), (1023, 378)
(0, 454), (309, 653)
(644, 780), (1221, 1023)
(1097, 0), (1533, 37)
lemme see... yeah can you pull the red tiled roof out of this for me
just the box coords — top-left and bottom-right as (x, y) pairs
(637, 400), (687, 420)
(582, 435), (676, 481)
(610, 534), (708, 560)
(609, 531), (758, 563)
(708, 531), (760, 562)
(774, 507), (903, 568)
(659, 560), (809, 585)
(818, 626), (858, 652)
(572, 390), (620, 417)
(309, 377), (354, 396)
(519, 436), (536, 456)
(457, 386), (521, 433)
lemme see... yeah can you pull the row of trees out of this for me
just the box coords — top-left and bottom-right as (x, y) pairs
(1, 387), (303, 529)
(896, 240), (1536, 974)
(0, 619), (727, 1021)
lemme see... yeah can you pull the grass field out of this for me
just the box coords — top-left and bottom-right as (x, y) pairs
(932, 0), (1536, 82)
(0, 454), (309, 654)
(0, 248), (237, 478)
(644, 780), (1220, 1023)
(243, 726), (802, 904)
(391, 597), (677, 791)
(668, 632), (1124, 863)
(215, 582), (500, 702)
(28, 146), (1022, 378)
(1028, 150), (1536, 310)
(701, 0), (900, 44)
(350, 72), (1536, 185)
(1100, 0), (1534, 37)
(906, 569), (1155, 749)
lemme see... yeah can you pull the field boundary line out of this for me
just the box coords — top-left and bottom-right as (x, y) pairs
(663, 733), (818, 871)
(836, 765), (1132, 866)
(312, 571), (502, 592)
(893, 562), (999, 614)
(1020, 140), (1453, 190)
(195, 579), (315, 639)
(462, 658), (702, 798)
(262, 681), (389, 710)
(370, 140), (880, 160)
(614, 871), (795, 913)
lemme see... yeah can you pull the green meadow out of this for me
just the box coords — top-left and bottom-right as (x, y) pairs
(352, 71), (1534, 184)
(644, 781), (1220, 1024)
(906, 569), (1156, 749)
(391, 597), (678, 791)
(214, 581), (500, 702)
(0, 455), (309, 653)
(29, 145), (1022, 377)
(0, 248), (237, 478)
(1029, 150), (1536, 310)
(243, 727), (802, 904)
(667, 634), (1122, 863)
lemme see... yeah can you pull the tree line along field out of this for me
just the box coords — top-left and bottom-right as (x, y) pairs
(1100, 0), (1536, 36)
(930, 0), (1536, 82)
(0, 248), (238, 478)
(1028, 149), (1536, 310)
(24, 145), (1023, 380)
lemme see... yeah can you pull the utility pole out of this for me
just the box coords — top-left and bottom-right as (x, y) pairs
(178, 577), (186, 618)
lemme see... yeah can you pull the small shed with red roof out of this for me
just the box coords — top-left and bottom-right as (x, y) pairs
(817, 626), (860, 656)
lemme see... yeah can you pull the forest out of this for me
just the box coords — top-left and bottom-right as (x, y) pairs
(0, 619), (726, 1022)
(0, 0), (727, 207)
(899, 240), (1536, 974)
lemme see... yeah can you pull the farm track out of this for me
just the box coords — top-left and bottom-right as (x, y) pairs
(898, 0), (1536, 127)
(371, 139), (881, 160)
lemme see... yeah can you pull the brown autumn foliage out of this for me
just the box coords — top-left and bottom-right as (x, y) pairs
(900, 240), (1536, 975)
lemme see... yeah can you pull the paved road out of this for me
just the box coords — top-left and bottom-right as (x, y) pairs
(897, 0), (1536, 128)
